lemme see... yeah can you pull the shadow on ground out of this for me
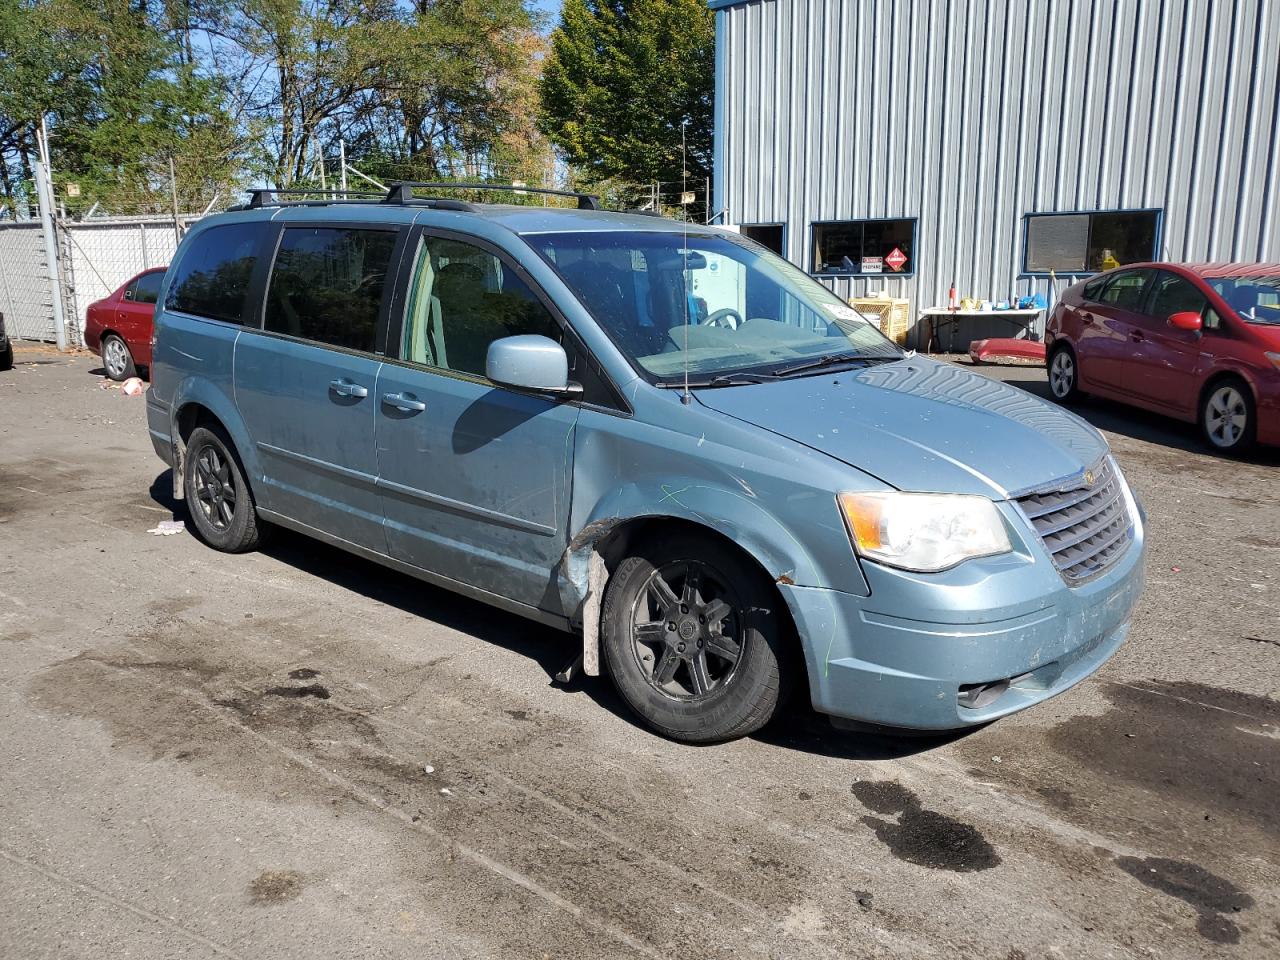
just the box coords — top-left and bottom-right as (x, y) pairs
(149, 469), (951, 759)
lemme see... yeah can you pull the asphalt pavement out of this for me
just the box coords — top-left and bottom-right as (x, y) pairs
(1, 347), (1277, 959)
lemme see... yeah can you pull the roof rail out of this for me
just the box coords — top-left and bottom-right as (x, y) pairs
(242, 187), (384, 209)
(383, 181), (602, 210)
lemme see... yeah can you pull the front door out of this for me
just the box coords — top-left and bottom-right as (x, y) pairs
(375, 230), (580, 613)
(116, 269), (163, 365)
(1131, 270), (1211, 415)
(234, 223), (402, 551)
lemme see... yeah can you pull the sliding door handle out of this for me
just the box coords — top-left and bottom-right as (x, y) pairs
(329, 378), (368, 398)
(382, 392), (426, 413)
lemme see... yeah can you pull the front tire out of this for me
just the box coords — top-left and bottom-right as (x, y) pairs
(1047, 344), (1081, 403)
(101, 334), (135, 381)
(601, 533), (791, 743)
(1200, 379), (1255, 454)
(0, 342), (12, 371)
(183, 425), (262, 552)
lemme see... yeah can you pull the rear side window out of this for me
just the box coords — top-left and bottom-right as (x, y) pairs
(264, 227), (398, 353)
(132, 271), (164, 305)
(1097, 271), (1148, 310)
(166, 223), (264, 323)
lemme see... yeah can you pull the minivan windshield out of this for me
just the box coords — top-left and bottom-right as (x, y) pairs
(1205, 276), (1280, 325)
(527, 230), (902, 384)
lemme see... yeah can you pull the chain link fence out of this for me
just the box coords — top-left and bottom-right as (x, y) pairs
(0, 210), (213, 349)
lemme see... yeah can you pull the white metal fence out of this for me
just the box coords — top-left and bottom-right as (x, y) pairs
(0, 213), (202, 348)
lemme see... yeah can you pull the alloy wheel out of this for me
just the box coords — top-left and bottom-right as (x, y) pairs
(193, 444), (237, 531)
(1049, 350), (1075, 398)
(629, 560), (744, 701)
(1205, 385), (1248, 448)
(104, 338), (128, 379)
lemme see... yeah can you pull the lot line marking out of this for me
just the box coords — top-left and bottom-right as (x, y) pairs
(0, 845), (247, 959)
(84, 659), (668, 960)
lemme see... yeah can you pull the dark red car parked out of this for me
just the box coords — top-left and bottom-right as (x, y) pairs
(83, 266), (166, 380)
(1045, 263), (1280, 452)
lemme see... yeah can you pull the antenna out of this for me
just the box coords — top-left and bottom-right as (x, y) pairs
(681, 119), (692, 406)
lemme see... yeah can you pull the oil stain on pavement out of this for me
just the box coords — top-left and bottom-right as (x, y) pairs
(850, 780), (1001, 872)
(249, 870), (306, 906)
(1115, 856), (1254, 944)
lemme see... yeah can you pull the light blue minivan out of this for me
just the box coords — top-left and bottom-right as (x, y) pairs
(146, 184), (1146, 743)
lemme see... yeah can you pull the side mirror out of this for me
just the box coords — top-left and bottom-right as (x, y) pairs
(486, 335), (581, 397)
(1168, 311), (1203, 333)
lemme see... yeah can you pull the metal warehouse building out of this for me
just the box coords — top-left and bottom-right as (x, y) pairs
(710, 0), (1280, 345)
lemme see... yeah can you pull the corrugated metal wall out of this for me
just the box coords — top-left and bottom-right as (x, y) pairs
(713, 0), (1280, 343)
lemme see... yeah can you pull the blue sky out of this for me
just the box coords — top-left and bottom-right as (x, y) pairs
(530, 0), (562, 18)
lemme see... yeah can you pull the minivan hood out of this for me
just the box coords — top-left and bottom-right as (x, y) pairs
(694, 357), (1108, 499)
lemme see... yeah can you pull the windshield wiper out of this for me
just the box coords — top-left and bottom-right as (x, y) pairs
(770, 352), (897, 378)
(701, 371), (782, 387)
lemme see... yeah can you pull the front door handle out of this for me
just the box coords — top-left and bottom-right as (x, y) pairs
(330, 378), (369, 398)
(1129, 329), (1145, 341)
(1080, 312), (1095, 326)
(382, 392), (426, 413)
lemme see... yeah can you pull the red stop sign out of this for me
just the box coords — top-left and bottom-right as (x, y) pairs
(885, 247), (908, 272)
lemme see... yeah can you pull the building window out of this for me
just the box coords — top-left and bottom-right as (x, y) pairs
(812, 219), (914, 275)
(741, 223), (785, 257)
(1024, 210), (1160, 274)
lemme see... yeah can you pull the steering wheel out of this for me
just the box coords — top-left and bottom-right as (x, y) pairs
(702, 307), (744, 330)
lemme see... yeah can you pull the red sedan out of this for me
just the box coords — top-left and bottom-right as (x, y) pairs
(1044, 262), (1280, 452)
(83, 267), (166, 380)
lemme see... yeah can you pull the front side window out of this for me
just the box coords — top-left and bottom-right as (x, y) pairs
(1147, 272), (1207, 321)
(264, 227), (398, 353)
(166, 222), (265, 323)
(1097, 271), (1149, 310)
(1205, 276), (1280, 326)
(132, 271), (164, 305)
(812, 218), (914, 275)
(528, 229), (901, 384)
(400, 235), (559, 377)
(1025, 210), (1159, 273)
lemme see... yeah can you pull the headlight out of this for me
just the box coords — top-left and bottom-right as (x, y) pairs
(838, 491), (1013, 572)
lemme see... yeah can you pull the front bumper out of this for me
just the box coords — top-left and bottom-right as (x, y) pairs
(781, 502), (1146, 730)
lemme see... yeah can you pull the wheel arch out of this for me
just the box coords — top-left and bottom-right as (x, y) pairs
(167, 380), (263, 503)
(1197, 368), (1257, 424)
(560, 487), (830, 691)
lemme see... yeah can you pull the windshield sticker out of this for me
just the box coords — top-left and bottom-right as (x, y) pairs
(823, 304), (869, 323)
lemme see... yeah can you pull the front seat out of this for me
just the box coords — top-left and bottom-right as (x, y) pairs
(434, 261), (489, 374)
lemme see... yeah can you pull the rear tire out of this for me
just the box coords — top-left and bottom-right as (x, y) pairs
(183, 425), (262, 552)
(601, 533), (792, 743)
(101, 334), (135, 381)
(1200, 379), (1256, 454)
(1047, 344), (1081, 403)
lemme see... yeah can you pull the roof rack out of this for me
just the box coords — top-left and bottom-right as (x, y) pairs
(382, 181), (602, 210)
(241, 187), (384, 209)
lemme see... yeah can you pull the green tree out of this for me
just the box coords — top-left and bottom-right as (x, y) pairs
(539, 0), (713, 208)
(0, 0), (243, 216)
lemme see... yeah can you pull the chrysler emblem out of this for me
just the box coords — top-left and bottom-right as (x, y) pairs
(1083, 470), (1096, 487)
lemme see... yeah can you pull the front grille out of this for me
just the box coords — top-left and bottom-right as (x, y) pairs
(1016, 458), (1133, 584)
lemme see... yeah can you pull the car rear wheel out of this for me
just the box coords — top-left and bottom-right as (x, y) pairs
(1200, 380), (1255, 454)
(101, 334), (135, 381)
(601, 533), (791, 743)
(183, 425), (263, 552)
(1048, 345), (1081, 403)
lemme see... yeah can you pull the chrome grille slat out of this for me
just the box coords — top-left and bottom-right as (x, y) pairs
(1018, 483), (1103, 520)
(1016, 458), (1133, 585)
(1035, 487), (1125, 538)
